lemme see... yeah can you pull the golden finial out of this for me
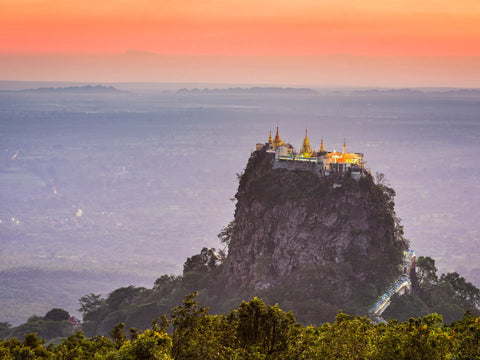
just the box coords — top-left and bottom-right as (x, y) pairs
(303, 129), (310, 146)
(300, 128), (312, 155)
(273, 126), (283, 148)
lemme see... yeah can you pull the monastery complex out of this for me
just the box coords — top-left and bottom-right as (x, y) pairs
(256, 127), (365, 177)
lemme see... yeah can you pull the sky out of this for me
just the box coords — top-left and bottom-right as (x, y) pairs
(1, 0), (480, 86)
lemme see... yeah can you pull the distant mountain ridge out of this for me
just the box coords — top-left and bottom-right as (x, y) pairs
(20, 85), (122, 93)
(177, 87), (317, 95)
(351, 88), (480, 97)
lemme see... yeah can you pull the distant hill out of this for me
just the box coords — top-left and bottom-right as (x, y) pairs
(438, 88), (480, 96)
(351, 88), (480, 97)
(20, 85), (122, 93)
(177, 87), (317, 95)
(352, 88), (424, 96)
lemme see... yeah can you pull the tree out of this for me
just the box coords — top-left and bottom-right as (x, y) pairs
(0, 322), (11, 339)
(153, 274), (179, 296)
(169, 292), (238, 359)
(114, 328), (173, 360)
(375, 172), (390, 187)
(78, 293), (106, 316)
(401, 314), (451, 360)
(415, 256), (438, 288)
(450, 312), (480, 358)
(170, 292), (208, 359)
(110, 323), (128, 349)
(316, 312), (374, 359)
(21, 333), (53, 359)
(44, 308), (70, 322)
(183, 247), (220, 274)
(235, 297), (300, 356)
(439, 272), (480, 308)
(106, 286), (145, 311)
(217, 220), (236, 246)
(53, 331), (114, 359)
(27, 315), (43, 323)
(374, 172), (396, 215)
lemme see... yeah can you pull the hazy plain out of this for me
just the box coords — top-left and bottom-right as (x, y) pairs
(0, 83), (479, 324)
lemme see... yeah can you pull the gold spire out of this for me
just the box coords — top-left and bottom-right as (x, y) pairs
(343, 138), (346, 156)
(268, 130), (272, 143)
(273, 126), (283, 148)
(300, 128), (312, 156)
(319, 139), (325, 152)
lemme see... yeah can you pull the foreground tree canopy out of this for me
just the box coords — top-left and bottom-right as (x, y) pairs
(1, 293), (480, 360)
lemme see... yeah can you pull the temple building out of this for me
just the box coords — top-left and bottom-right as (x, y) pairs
(257, 127), (365, 177)
(257, 126), (294, 153)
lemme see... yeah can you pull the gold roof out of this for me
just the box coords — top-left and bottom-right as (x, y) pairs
(300, 129), (312, 155)
(319, 139), (325, 152)
(273, 126), (283, 147)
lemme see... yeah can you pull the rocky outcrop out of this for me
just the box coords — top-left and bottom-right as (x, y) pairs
(79, 148), (413, 332)
(224, 149), (408, 301)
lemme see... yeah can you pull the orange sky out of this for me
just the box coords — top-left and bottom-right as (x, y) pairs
(1, 0), (480, 56)
(1, 0), (479, 85)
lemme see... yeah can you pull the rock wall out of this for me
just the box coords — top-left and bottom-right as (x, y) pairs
(224, 149), (408, 297)
(273, 158), (322, 174)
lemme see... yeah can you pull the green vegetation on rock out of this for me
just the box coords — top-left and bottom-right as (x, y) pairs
(4, 308), (73, 341)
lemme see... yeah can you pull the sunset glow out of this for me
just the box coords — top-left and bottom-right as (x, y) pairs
(2, 0), (479, 56)
(1, 0), (479, 85)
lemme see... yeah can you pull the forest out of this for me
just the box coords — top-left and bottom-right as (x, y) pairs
(1, 292), (480, 359)
(1, 253), (480, 359)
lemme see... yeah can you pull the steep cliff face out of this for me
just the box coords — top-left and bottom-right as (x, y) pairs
(79, 149), (413, 333)
(224, 149), (408, 315)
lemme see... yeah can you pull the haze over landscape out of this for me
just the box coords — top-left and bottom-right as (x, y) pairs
(0, 0), (479, 328)
(1, 85), (479, 325)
